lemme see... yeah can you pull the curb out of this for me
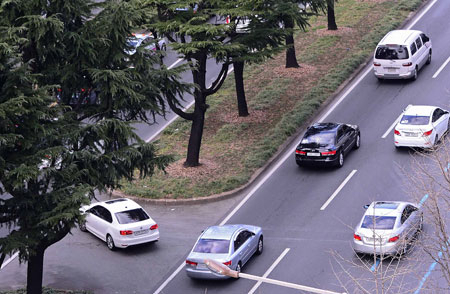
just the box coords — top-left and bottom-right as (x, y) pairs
(111, 0), (430, 206)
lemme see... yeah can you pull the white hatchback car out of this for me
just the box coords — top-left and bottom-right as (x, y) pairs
(80, 198), (159, 250)
(373, 30), (431, 81)
(394, 105), (450, 148)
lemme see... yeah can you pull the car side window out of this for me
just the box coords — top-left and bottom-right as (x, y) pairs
(401, 207), (412, 224)
(241, 231), (252, 244)
(420, 33), (429, 43)
(410, 43), (417, 55)
(96, 206), (113, 223)
(432, 109), (443, 123)
(415, 38), (422, 50)
(89, 206), (99, 217)
(234, 233), (243, 251)
(336, 128), (344, 143)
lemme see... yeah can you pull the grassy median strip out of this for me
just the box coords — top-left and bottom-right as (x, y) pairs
(120, 0), (424, 199)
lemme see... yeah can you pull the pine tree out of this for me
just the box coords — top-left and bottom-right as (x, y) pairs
(0, 1), (186, 293)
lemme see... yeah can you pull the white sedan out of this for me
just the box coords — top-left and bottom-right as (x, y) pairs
(79, 198), (159, 250)
(394, 105), (450, 148)
(126, 33), (166, 56)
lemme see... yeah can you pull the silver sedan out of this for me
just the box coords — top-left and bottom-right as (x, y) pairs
(353, 201), (423, 256)
(185, 224), (263, 279)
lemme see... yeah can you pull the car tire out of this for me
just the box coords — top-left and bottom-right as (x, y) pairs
(106, 234), (116, 251)
(411, 67), (418, 81)
(354, 133), (361, 149)
(377, 77), (383, 82)
(79, 222), (87, 232)
(434, 134), (439, 146)
(337, 151), (344, 168)
(426, 50), (432, 65)
(256, 236), (263, 255)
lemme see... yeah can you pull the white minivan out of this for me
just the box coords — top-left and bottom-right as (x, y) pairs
(373, 30), (432, 81)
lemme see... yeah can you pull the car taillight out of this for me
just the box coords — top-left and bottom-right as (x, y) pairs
(402, 62), (412, 67)
(295, 150), (306, 155)
(120, 230), (133, 235)
(373, 62), (381, 66)
(150, 224), (158, 230)
(186, 260), (197, 266)
(388, 236), (399, 242)
(422, 129), (433, 136)
(394, 129), (401, 136)
(321, 150), (336, 156)
(354, 234), (362, 241)
(223, 260), (232, 266)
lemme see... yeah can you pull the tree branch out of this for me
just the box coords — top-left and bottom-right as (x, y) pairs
(166, 93), (194, 121)
(206, 62), (229, 96)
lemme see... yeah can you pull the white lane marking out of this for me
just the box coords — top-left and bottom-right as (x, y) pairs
(320, 170), (357, 210)
(152, 1), (438, 291)
(145, 100), (195, 143)
(168, 58), (183, 70)
(248, 248), (290, 294)
(0, 252), (19, 270)
(432, 56), (450, 79)
(317, 67), (372, 123)
(405, 0), (437, 29)
(153, 262), (185, 294)
(381, 113), (402, 139)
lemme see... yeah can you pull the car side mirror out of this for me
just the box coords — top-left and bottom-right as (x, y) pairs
(363, 204), (370, 209)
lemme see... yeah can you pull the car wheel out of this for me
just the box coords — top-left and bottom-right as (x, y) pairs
(79, 222), (87, 232)
(411, 67), (418, 81)
(106, 234), (116, 251)
(426, 50), (432, 65)
(434, 134), (439, 146)
(337, 151), (344, 168)
(354, 134), (361, 149)
(377, 77), (383, 82)
(419, 214), (424, 232)
(256, 236), (263, 255)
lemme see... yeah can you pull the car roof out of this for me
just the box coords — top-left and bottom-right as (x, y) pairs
(379, 30), (422, 46)
(201, 225), (244, 240)
(97, 198), (141, 213)
(365, 201), (412, 217)
(403, 105), (436, 116)
(308, 122), (341, 132)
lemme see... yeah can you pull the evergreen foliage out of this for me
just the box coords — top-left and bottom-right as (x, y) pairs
(0, 0), (186, 293)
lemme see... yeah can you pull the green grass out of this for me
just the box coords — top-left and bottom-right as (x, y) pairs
(120, 0), (424, 199)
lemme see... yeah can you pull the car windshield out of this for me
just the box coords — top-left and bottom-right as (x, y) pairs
(115, 208), (149, 224)
(301, 131), (335, 145)
(193, 239), (229, 254)
(361, 216), (396, 230)
(375, 45), (409, 60)
(400, 115), (430, 125)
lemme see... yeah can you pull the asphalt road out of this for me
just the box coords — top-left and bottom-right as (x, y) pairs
(1, 0), (450, 293)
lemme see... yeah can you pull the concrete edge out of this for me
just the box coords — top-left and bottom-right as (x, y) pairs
(110, 0), (431, 206)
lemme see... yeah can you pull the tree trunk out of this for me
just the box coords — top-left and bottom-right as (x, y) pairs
(27, 247), (45, 294)
(233, 60), (249, 117)
(184, 52), (208, 167)
(284, 17), (299, 68)
(327, 0), (338, 30)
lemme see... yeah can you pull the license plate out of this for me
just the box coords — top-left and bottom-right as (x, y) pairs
(197, 263), (208, 270)
(134, 229), (149, 236)
(404, 132), (416, 137)
(307, 152), (320, 156)
(366, 238), (382, 243)
(388, 68), (396, 73)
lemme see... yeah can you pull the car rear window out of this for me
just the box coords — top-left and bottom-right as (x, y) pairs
(115, 208), (149, 224)
(193, 239), (230, 254)
(361, 216), (396, 230)
(375, 45), (409, 60)
(301, 132), (335, 145)
(400, 115), (430, 125)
